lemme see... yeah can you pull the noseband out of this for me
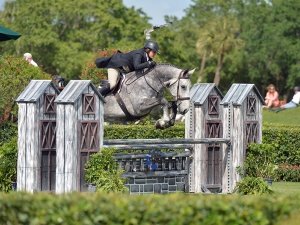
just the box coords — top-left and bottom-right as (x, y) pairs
(154, 68), (190, 102)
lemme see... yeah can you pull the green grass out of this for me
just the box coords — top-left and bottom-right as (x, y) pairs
(272, 182), (300, 195)
(263, 106), (300, 125)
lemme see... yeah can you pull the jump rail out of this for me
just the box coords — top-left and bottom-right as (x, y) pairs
(103, 138), (231, 150)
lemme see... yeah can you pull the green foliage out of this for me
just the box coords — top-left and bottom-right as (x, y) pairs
(262, 123), (300, 165)
(274, 164), (300, 182)
(104, 123), (185, 139)
(233, 176), (274, 196)
(0, 0), (151, 80)
(0, 56), (53, 119)
(85, 148), (127, 194)
(2, 192), (300, 224)
(237, 143), (277, 179)
(0, 122), (18, 146)
(1, 0), (300, 96)
(0, 137), (18, 192)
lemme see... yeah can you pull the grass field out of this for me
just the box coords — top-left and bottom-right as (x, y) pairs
(262, 106), (300, 125)
(272, 182), (300, 195)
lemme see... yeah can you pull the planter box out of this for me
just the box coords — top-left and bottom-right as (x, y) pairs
(263, 178), (273, 186)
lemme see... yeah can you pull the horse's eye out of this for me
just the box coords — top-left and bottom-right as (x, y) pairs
(181, 85), (187, 90)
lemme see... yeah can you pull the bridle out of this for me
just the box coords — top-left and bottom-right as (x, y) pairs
(153, 67), (190, 102)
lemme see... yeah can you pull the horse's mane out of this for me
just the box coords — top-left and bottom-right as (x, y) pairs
(157, 63), (182, 69)
(125, 63), (182, 85)
(140, 63), (182, 76)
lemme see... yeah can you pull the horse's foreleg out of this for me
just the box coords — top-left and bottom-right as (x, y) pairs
(168, 101), (178, 127)
(155, 98), (172, 130)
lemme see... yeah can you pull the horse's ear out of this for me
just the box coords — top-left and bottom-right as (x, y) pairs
(183, 68), (196, 78)
(187, 68), (196, 77)
(183, 68), (190, 76)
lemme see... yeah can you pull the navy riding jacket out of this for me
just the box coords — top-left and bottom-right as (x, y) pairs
(95, 48), (152, 72)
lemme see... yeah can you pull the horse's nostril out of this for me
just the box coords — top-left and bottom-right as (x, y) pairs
(182, 109), (188, 115)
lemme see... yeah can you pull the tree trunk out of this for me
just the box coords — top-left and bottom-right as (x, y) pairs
(196, 53), (207, 83)
(214, 49), (224, 86)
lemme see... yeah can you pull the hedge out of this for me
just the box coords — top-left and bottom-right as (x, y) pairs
(103, 123), (185, 139)
(1, 192), (300, 225)
(262, 123), (300, 165)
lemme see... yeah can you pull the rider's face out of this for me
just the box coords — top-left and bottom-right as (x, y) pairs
(148, 50), (156, 59)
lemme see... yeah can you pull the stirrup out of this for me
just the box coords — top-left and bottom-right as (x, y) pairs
(99, 83), (111, 96)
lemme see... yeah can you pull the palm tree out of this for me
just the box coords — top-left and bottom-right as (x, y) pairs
(212, 17), (245, 85)
(196, 17), (244, 85)
(196, 28), (214, 83)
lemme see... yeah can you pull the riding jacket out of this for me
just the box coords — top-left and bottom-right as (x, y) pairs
(95, 48), (152, 72)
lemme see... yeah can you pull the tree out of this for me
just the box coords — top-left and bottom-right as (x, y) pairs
(0, 0), (151, 80)
(196, 27), (215, 83)
(0, 56), (52, 121)
(210, 17), (244, 85)
(234, 0), (300, 98)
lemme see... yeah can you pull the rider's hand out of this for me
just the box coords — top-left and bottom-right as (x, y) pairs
(149, 60), (156, 67)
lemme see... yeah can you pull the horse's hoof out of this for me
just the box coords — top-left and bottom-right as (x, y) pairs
(169, 119), (175, 126)
(155, 120), (165, 129)
(134, 120), (140, 125)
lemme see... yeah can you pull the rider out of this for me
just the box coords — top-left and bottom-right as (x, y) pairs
(95, 40), (159, 96)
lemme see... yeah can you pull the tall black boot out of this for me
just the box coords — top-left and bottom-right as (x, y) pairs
(99, 83), (110, 97)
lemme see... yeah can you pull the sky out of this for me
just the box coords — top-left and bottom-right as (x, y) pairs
(0, 0), (193, 25)
(123, 0), (193, 25)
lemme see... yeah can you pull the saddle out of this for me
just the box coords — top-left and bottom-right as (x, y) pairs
(99, 72), (144, 121)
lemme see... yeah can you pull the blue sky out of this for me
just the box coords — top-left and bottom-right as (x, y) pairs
(0, 0), (193, 25)
(123, 0), (193, 25)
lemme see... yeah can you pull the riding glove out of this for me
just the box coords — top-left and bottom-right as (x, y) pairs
(149, 61), (156, 67)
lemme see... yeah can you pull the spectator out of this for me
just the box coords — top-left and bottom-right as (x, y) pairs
(272, 86), (300, 113)
(23, 53), (38, 67)
(264, 84), (280, 109)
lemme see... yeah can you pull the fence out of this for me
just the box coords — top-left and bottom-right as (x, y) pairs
(16, 81), (265, 194)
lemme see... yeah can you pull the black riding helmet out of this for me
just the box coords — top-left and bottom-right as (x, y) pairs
(294, 86), (300, 91)
(144, 40), (160, 54)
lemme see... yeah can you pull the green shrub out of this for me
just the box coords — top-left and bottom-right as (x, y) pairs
(104, 123), (185, 139)
(237, 143), (276, 179)
(0, 137), (18, 192)
(274, 164), (300, 182)
(0, 56), (53, 119)
(262, 123), (300, 165)
(233, 176), (274, 195)
(1, 192), (300, 224)
(0, 122), (17, 146)
(85, 148), (128, 193)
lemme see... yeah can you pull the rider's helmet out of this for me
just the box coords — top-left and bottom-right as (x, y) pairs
(294, 86), (300, 91)
(144, 40), (160, 54)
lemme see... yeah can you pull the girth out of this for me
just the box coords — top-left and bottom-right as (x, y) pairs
(114, 93), (141, 121)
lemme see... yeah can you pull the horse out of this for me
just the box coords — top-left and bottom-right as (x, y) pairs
(103, 63), (195, 129)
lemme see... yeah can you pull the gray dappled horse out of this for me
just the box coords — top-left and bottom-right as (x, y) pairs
(104, 63), (195, 129)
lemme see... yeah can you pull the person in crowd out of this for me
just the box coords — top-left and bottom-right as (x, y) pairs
(95, 40), (159, 96)
(272, 86), (300, 113)
(23, 53), (38, 67)
(264, 84), (279, 109)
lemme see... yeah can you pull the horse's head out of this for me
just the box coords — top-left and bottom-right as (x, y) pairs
(164, 68), (195, 115)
